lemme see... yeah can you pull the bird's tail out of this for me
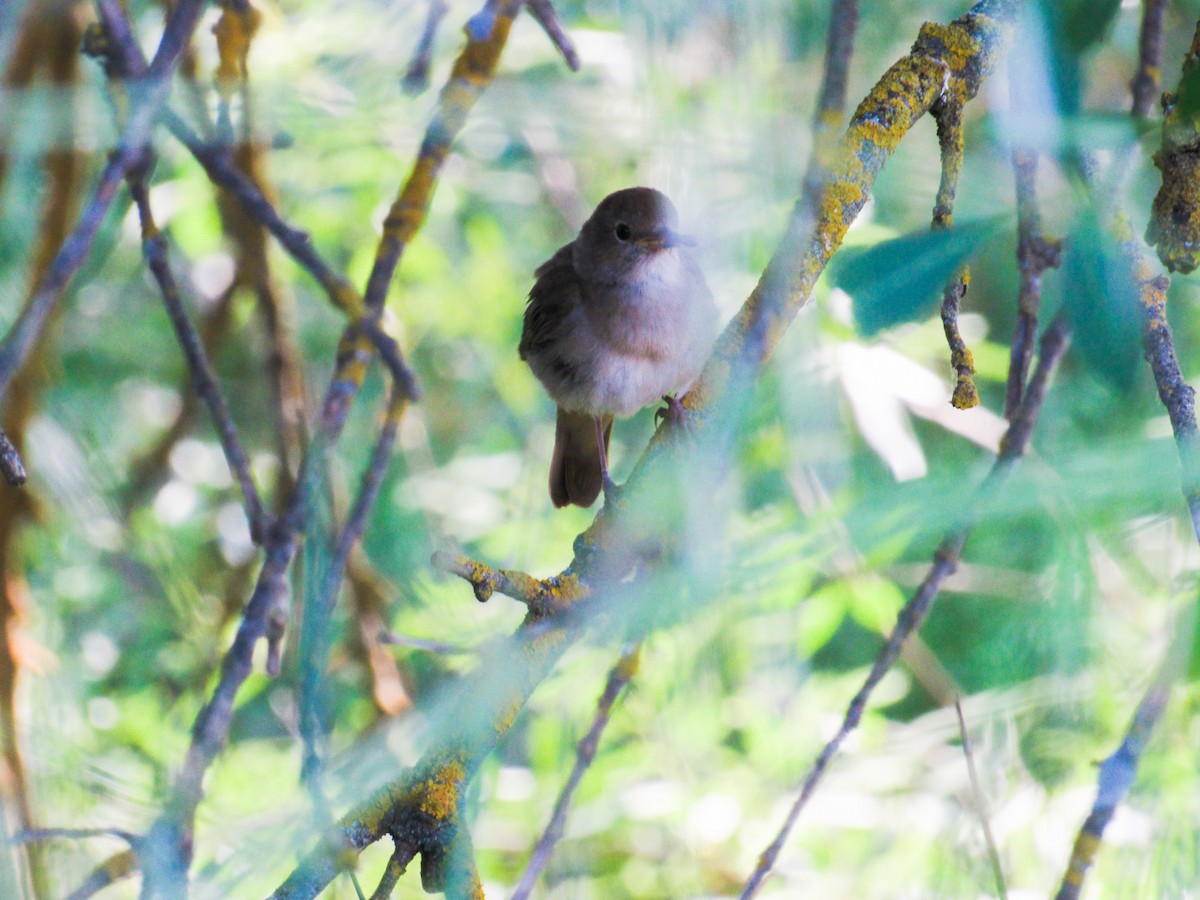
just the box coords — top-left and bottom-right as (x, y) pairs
(549, 408), (612, 508)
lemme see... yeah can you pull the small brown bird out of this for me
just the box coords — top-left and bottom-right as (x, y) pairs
(520, 187), (717, 507)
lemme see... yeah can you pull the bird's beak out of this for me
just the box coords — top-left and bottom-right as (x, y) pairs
(635, 228), (698, 251)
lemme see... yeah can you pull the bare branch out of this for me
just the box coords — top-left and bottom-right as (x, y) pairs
(128, 171), (269, 544)
(511, 645), (640, 900)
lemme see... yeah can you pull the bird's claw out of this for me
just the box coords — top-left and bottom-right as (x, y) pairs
(655, 394), (689, 429)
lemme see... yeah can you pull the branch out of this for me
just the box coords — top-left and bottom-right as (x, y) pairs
(137, 0), (528, 887)
(510, 645), (640, 900)
(1004, 148), (1061, 418)
(739, 315), (1070, 898)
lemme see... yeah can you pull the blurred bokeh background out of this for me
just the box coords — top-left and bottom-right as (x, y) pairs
(3, 0), (1200, 896)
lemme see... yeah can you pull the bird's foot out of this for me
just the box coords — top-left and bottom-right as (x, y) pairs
(601, 473), (619, 507)
(655, 394), (690, 430)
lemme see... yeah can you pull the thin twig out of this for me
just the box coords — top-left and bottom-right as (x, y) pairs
(0, 0), (209, 404)
(369, 842), (417, 899)
(954, 698), (1007, 899)
(739, 315), (1070, 898)
(128, 172), (269, 544)
(511, 645), (639, 900)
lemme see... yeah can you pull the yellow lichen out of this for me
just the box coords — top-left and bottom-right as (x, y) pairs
(417, 759), (467, 821)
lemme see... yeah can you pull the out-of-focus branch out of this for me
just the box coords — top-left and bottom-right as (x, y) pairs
(63, 848), (138, 900)
(271, 3), (1018, 896)
(403, 0), (450, 94)
(1131, 0), (1169, 119)
(0, 8), (86, 896)
(799, 0), (861, 206)
(739, 314), (1070, 898)
(1146, 18), (1200, 272)
(510, 645), (640, 900)
(526, 0), (580, 72)
(0, 0), (208, 403)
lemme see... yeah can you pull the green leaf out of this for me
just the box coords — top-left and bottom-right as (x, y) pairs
(1175, 64), (1200, 121)
(1061, 208), (1142, 392)
(838, 218), (1004, 337)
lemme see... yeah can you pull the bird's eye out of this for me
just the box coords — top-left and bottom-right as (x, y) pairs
(614, 222), (632, 242)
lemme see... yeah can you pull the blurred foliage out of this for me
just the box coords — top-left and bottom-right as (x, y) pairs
(2, 0), (1200, 898)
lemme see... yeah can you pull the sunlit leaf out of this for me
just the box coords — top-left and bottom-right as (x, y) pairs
(838, 218), (1005, 337)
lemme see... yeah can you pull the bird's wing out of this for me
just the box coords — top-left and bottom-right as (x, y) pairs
(519, 242), (579, 360)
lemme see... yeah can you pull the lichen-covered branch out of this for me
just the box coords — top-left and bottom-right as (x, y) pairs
(930, 94), (979, 410)
(1146, 18), (1200, 272)
(686, 0), (1014, 412)
(432, 551), (585, 612)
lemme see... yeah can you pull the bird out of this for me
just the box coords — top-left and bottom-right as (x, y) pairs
(519, 187), (717, 508)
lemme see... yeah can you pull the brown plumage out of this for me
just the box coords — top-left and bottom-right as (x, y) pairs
(520, 187), (717, 507)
